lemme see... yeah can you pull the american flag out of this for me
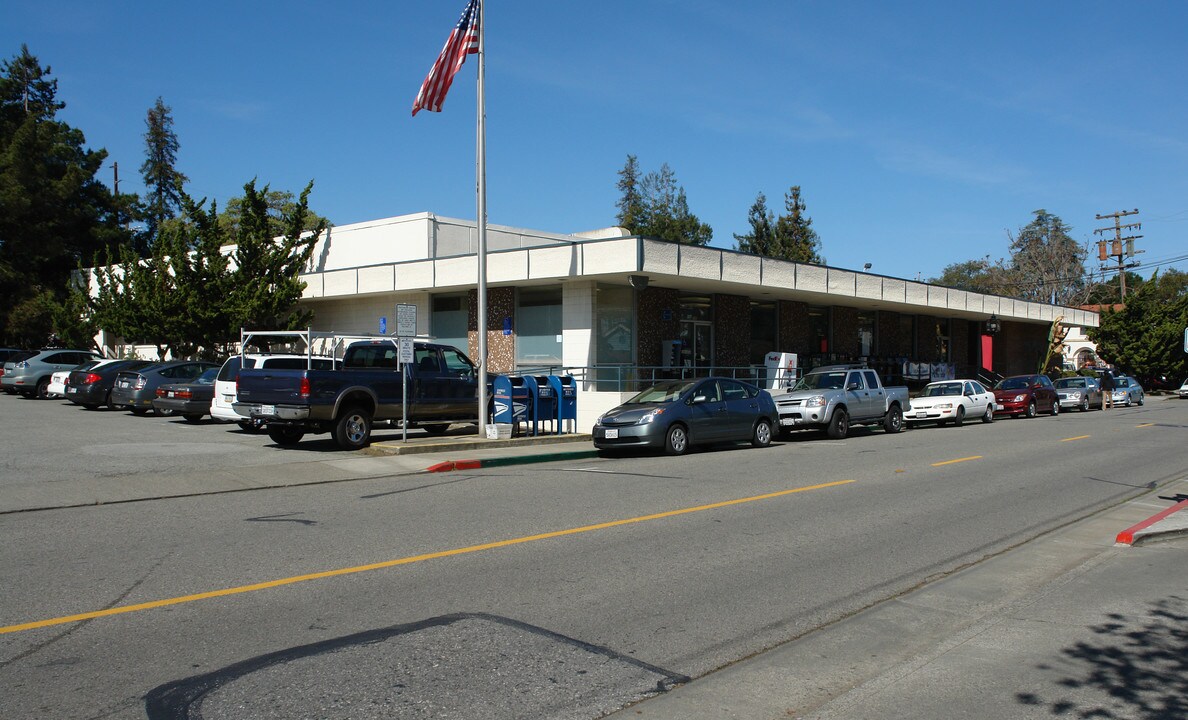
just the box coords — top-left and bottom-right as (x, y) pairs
(412, 0), (481, 116)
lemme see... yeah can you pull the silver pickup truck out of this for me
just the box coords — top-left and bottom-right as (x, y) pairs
(774, 365), (908, 439)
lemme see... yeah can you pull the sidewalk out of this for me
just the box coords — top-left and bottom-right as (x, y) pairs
(609, 476), (1188, 719)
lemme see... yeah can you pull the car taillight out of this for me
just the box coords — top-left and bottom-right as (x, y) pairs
(175, 389), (193, 399)
(83, 373), (102, 384)
(299, 377), (311, 398)
(156, 388), (168, 398)
(132, 376), (146, 389)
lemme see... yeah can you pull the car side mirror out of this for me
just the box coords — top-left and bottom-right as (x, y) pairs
(691, 395), (707, 404)
(847, 382), (861, 391)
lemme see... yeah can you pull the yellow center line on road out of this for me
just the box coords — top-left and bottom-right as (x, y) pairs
(1136, 423), (1155, 428)
(1061, 435), (1092, 442)
(931, 456), (983, 467)
(0, 479), (856, 636)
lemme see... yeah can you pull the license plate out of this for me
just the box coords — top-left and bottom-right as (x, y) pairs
(605, 428), (619, 439)
(167, 391), (176, 398)
(915, 411), (927, 418)
(223, 394), (234, 402)
(67, 387), (77, 394)
(259, 405), (276, 416)
(780, 418), (795, 426)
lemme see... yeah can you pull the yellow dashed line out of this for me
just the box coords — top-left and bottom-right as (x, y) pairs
(931, 456), (983, 467)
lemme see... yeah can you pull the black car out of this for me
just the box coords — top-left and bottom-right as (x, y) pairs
(111, 360), (220, 415)
(65, 359), (159, 410)
(152, 367), (219, 422)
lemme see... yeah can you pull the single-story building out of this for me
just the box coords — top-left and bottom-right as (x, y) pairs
(285, 212), (1099, 429)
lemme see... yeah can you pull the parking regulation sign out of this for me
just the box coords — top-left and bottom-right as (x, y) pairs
(396, 304), (417, 337)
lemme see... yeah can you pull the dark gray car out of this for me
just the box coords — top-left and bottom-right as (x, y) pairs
(110, 360), (220, 415)
(592, 377), (777, 455)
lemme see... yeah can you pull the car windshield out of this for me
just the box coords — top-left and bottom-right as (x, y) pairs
(626, 381), (698, 404)
(1055, 378), (1086, 388)
(793, 371), (847, 391)
(922, 382), (962, 397)
(995, 377), (1030, 391)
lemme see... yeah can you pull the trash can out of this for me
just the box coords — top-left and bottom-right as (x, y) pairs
(547, 375), (577, 434)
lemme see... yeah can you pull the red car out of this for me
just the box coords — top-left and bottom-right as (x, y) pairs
(993, 374), (1059, 418)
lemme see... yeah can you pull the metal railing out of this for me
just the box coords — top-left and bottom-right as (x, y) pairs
(510, 364), (771, 394)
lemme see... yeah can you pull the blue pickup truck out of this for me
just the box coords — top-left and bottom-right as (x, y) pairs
(233, 339), (484, 449)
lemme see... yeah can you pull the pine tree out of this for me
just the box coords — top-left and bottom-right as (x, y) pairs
(772, 186), (823, 264)
(734, 193), (778, 256)
(139, 97), (188, 252)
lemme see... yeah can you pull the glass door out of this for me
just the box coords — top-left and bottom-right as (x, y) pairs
(679, 321), (714, 373)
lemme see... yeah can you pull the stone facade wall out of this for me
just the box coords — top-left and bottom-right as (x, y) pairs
(950, 319), (970, 368)
(832, 306), (860, 357)
(468, 287), (515, 374)
(877, 311), (905, 356)
(778, 300), (813, 356)
(994, 321), (1048, 376)
(713, 293), (750, 367)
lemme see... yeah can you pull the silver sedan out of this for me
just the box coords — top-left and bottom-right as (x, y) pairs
(1055, 376), (1102, 411)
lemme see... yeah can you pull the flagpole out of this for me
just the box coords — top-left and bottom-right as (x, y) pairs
(476, 0), (489, 435)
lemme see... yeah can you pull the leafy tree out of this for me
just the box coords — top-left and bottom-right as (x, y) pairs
(1089, 271), (1188, 383)
(139, 96), (187, 251)
(931, 256), (1011, 294)
(225, 179), (325, 331)
(1004, 209), (1090, 305)
(772, 186), (823, 264)
(1085, 270), (1145, 305)
(0, 45), (128, 345)
(217, 187), (330, 237)
(614, 157), (711, 246)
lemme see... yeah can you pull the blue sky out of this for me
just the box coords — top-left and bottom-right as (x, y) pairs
(7, 1), (1187, 282)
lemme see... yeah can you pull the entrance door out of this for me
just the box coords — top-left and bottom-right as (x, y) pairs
(679, 321), (713, 371)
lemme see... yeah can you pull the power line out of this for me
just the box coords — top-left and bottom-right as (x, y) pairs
(1094, 209), (1143, 299)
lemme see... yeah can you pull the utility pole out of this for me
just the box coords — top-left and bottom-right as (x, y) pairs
(1094, 209), (1142, 300)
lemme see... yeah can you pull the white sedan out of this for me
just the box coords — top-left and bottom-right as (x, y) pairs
(907, 379), (995, 427)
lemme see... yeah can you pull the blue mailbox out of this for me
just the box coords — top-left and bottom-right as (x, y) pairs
(547, 375), (577, 434)
(521, 375), (557, 435)
(492, 375), (529, 431)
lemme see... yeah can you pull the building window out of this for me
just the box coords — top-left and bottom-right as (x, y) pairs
(595, 284), (633, 365)
(808, 305), (830, 354)
(898, 314), (916, 357)
(431, 294), (468, 352)
(515, 286), (562, 366)
(933, 318), (950, 361)
(856, 310), (876, 357)
(749, 300), (777, 365)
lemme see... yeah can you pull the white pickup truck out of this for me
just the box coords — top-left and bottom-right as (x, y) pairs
(774, 364), (909, 439)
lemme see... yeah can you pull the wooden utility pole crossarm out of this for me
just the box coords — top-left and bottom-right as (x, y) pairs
(1094, 209), (1143, 300)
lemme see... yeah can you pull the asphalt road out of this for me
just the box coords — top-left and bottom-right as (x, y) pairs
(0, 392), (1185, 719)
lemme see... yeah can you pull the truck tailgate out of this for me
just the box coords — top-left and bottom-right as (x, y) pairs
(236, 369), (308, 405)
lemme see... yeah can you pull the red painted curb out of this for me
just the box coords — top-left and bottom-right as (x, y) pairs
(453, 459), (483, 470)
(426, 461), (457, 473)
(1116, 498), (1188, 545)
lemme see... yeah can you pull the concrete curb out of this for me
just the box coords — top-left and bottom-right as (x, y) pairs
(1115, 497), (1188, 545)
(425, 449), (601, 473)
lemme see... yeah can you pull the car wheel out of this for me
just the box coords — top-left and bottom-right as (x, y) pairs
(82, 403), (100, 410)
(883, 405), (904, 433)
(333, 405), (372, 449)
(982, 404), (994, 423)
(751, 418), (772, 448)
(1050, 399), (1060, 416)
(664, 423), (689, 455)
(267, 425), (305, 446)
(35, 378), (50, 399)
(1137, 394), (1144, 406)
(953, 406), (965, 427)
(156, 407), (176, 417)
(182, 414), (204, 423)
(1080, 398), (1089, 412)
(1025, 401), (1037, 418)
(826, 408), (849, 439)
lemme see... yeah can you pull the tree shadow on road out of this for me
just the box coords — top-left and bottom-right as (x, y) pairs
(1016, 595), (1187, 719)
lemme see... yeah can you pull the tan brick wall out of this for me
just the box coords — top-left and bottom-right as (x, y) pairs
(467, 287), (515, 374)
(636, 287), (680, 367)
(713, 293), (750, 367)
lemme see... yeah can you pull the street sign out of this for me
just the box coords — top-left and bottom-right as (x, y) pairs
(396, 304), (417, 337)
(1183, 326), (1187, 353)
(379, 316), (387, 335)
(399, 336), (415, 365)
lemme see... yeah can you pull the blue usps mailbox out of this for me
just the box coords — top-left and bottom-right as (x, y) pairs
(547, 375), (577, 434)
(492, 375), (529, 431)
(521, 375), (557, 435)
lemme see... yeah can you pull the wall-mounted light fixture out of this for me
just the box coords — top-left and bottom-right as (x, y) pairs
(629, 275), (649, 290)
(984, 314), (1001, 334)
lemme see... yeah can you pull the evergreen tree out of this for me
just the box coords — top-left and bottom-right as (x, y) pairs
(1089, 271), (1188, 383)
(139, 96), (187, 251)
(1004, 209), (1088, 305)
(734, 193), (778, 256)
(614, 157), (711, 246)
(0, 45), (127, 345)
(772, 186), (823, 264)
